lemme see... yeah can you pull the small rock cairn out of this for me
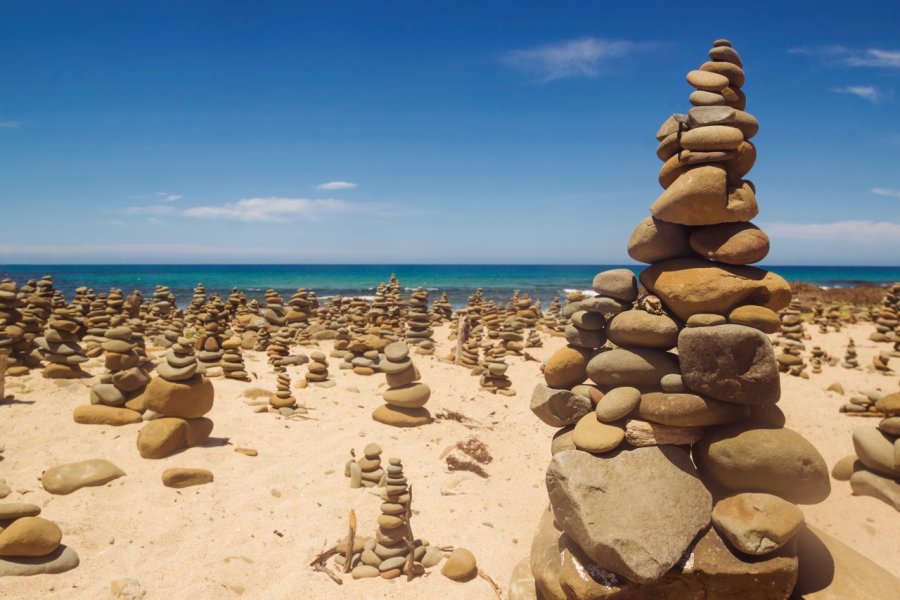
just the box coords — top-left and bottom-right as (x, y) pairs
(372, 341), (432, 427)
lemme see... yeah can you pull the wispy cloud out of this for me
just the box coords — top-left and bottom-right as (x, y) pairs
(0, 120), (22, 129)
(157, 192), (184, 202)
(503, 38), (650, 83)
(831, 85), (886, 102)
(872, 187), (900, 198)
(790, 45), (900, 68)
(182, 196), (384, 223)
(316, 181), (357, 191)
(764, 220), (900, 243)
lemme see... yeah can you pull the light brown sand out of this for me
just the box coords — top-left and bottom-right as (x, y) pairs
(0, 322), (897, 599)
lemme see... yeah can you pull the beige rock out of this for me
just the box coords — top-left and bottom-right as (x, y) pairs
(441, 547), (477, 581)
(543, 345), (591, 389)
(712, 493), (804, 555)
(626, 216), (692, 264)
(689, 222), (770, 265)
(41, 459), (126, 495)
(162, 468), (214, 488)
(650, 166), (758, 226)
(0, 517), (62, 557)
(681, 125), (744, 151)
(73, 405), (142, 426)
(144, 375), (214, 419)
(572, 414), (625, 453)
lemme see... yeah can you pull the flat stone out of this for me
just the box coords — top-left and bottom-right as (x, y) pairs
(155, 360), (198, 381)
(0, 545), (79, 576)
(382, 382), (431, 408)
(727, 305), (781, 333)
(678, 324), (781, 405)
(650, 166), (758, 226)
(686, 313), (727, 327)
(607, 310), (679, 350)
(681, 125), (744, 151)
(563, 324), (606, 349)
(372, 405), (432, 427)
(572, 414), (625, 453)
(852, 426), (898, 477)
(694, 425), (831, 504)
(850, 468), (900, 510)
(41, 459), (126, 495)
(638, 392), (750, 426)
(586, 348), (679, 390)
(546, 447), (711, 584)
(690, 89), (727, 105)
(90, 383), (125, 407)
(162, 468), (214, 488)
(0, 503), (41, 520)
(687, 69), (729, 91)
(383, 341), (410, 362)
(591, 269), (637, 302)
(712, 493), (805, 555)
(73, 405), (142, 426)
(111, 367), (150, 393)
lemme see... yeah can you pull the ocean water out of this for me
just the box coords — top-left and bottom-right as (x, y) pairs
(1, 264), (899, 308)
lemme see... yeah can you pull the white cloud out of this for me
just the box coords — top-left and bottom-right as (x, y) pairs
(0, 120), (21, 129)
(503, 38), (649, 82)
(316, 181), (357, 191)
(124, 205), (176, 216)
(182, 196), (365, 222)
(157, 192), (184, 202)
(872, 187), (900, 198)
(764, 220), (900, 243)
(791, 45), (900, 68)
(831, 85), (883, 102)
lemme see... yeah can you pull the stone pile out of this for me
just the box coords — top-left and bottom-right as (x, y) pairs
(269, 372), (296, 411)
(405, 288), (435, 355)
(871, 283), (900, 353)
(0, 280), (41, 377)
(137, 337), (214, 459)
(346, 443), (385, 488)
(778, 301), (807, 341)
(77, 325), (150, 425)
(262, 289), (287, 330)
(0, 506), (79, 576)
(839, 389), (884, 415)
(833, 391), (900, 511)
(305, 351), (331, 386)
(285, 288), (314, 338)
(514, 39), (831, 600)
(775, 338), (807, 378)
(373, 342), (432, 427)
(874, 351), (894, 375)
(480, 355), (514, 396)
(842, 338), (860, 369)
(35, 311), (89, 379)
(429, 292), (453, 324)
(220, 336), (250, 381)
(195, 322), (225, 376)
(542, 297), (564, 335)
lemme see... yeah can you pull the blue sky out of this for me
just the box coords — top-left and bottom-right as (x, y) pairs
(0, 0), (898, 265)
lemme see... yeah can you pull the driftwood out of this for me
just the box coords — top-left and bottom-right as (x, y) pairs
(844, 412), (887, 418)
(0, 352), (7, 400)
(625, 420), (703, 447)
(455, 318), (470, 364)
(309, 543), (342, 585)
(478, 569), (504, 599)
(343, 509), (356, 574)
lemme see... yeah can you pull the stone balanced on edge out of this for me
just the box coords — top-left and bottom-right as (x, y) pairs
(512, 39), (833, 599)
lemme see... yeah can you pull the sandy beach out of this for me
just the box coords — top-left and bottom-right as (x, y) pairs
(1, 319), (897, 599)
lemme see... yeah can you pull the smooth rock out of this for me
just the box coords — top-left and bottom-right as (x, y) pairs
(161, 468), (214, 488)
(830, 455), (862, 481)
(143, 375), (214, 419)
(681, 125), (744, 151)
(586, 348), (679, 390)
(0, 517), (62, 557)
(851, 426), (899, 477)
(686, 69), (729, 91)
(638, 392), (750, 426)
(694, 425), (831, 504)
(531, 384), (593, 427)
(607, 310), (679, 350)
(73, 405), (142, 426)
(650, 166), (758, 226)
(627, 216), (692, 264)
(41, 459), (126, 495)
(441, 547), (477, 581)
(136, 417), (213, 459)
(689, 222), (770, 265)
(572, 414), (625, 453)
(712, 493), (804, 555)
(0, 545), (79, 576)
(849, 468), (900, 511)
(727, 305), (781, 334)
(382, 383), (431, 408)
(372, 405), (432, 427)
(543, 346), (591, 389)
(594, 386), (641, 422)
(591, 269), (637, 302)
(0, 503), (41, 520)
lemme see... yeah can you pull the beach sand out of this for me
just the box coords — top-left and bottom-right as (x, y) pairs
(1, 321), (897, 599)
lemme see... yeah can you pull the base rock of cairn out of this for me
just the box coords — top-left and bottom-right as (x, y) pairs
(137, 337), (214, 459)
(373, 342), (432, 427)
(0, 505), (79, 577)
(512, 39), (833, 600)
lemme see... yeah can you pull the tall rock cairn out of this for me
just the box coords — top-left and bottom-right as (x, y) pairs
(514, 40), (832, 599)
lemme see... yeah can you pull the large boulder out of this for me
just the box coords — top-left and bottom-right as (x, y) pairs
(546, 447), (711, 583)
(694, 425), (831, 504)
(649, 166), (758, 226)
(136, 417), (213, 459)
(678, 324), (781, 405)
(640, 258), (792, 321)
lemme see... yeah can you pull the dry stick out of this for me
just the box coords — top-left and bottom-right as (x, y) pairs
(343, 509), (356, 574)
(0, 352), (7, 401)
(309, 543), (343, 585)
(404, 484), (416, 581)
(478, 569), (503, 600)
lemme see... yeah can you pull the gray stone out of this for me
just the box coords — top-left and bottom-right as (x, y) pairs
(586, 348), (679, 390)
(0, 545), (79, 576)
(530, 384), (593, 428)
(678, 324), (780, 405)
(563, 325), (606, 349)
(852, 426), (899, 477)
(607, 310), (679, 350)
(591, 269), (638, 302)
(595, 387), (641, 422)
(546, 447), (711, 583)
(850, 468), (900, 511)
(41, 459), (126, 495)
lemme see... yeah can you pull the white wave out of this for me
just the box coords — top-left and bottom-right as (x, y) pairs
(562, 288), (598, 297)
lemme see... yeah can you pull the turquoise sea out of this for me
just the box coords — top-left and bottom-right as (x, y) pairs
(2, 265), (899, 308)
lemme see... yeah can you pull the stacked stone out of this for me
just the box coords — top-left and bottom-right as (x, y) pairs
(429, 292), (453, 324)
(348, 458), (419, 578)
(0, 506), (79, 575)
(0, 279), (41, 376)
(775, 339), (807, 377)
(870, 283), (900, 354)
(514, 294), (540, 329)
(195, 322), (225, 376)
(137, 337), (214, 458)
(80, 325), (150, 423)
(514, 40), (831, 600)
(262, 289), (287, 330)
(778, 301), (807, 341)
(526, 328), (542, 348)
(842, 338), (860, 369)
(187, 283), (207, 322)
(144, 286), (178, 346)
(35, 311), (89, 379)
(342, 331), (386, 376)
(332, 326), (353, 366)
(346, 443), (385, 489)
(405, 289), (435, 355)
(373, 342), (432, 427)
(80, 295), (112, 358)
(254, 326), (271, 352)
(541, 297), (564, 336)
(220, 336), (250, 381)
(839, 389), (883, 415)
(480, 355), (514, 396)
(305, 351), (330, 386)
(497, 316), (526, 357)
(285, 288), (314, 338)
(834, 392), (900, 511)
(269, 372), (296, 411)
(267, 327), (293, 367)
(457, 337), (481, 371)
(874, 351), (894, 375)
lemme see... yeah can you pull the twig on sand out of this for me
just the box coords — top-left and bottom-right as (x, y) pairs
(343, 510), (356, 574)
(435, 409), (489, 430)
(309, 543), (343, 585)
(478, 569), (503, 599)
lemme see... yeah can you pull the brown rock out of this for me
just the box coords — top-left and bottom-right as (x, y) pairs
(543, 345), (591, 389)
(689, 222), (770, 265)
(711, 493), (804, 555)
(626, 217), (692, 264)
(0, 517), (62, 557)
(143, 374), (214, 419)
(136, 417), (213, 459)
(650, 166), (758, 226)
(161, 468), (214, 488)
(727, 305), (781, 333)
(73, 405), (142, 426)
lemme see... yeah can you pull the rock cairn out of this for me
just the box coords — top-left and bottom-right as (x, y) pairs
(514, 39), (831, 599)
(305, 350), (331, 386)
(373, 341), (432, 427)
(839, 389), (884, 416)
(137, 337), (214, 459)
(346, 443), (385, 489)
(35, 311), (89, 379)
(480, 356), (514, 396)
(220, 335), (250, 381)
(0, 506), (79, 576)
(78, 325), (150, 425)
(778, 301), (807, 341)
(0, 279), (41, 376)
(871, 283), (900, 353)
(833, 391), (900, 511)
(842, 338), (860, 369)
(776, 338), (807, 378)
(195, 322), (225, 376)
(405, 288), (435, 355)
(542, 297), (564, 335)
(429, 292), (453, 324)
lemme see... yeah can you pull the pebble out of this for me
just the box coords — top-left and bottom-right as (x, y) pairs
(441, 547), (478, 581)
